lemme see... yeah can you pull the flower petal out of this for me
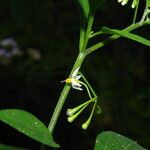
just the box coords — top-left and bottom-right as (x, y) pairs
(72, 81), (82, 87)
(75, 75), (81, 80)
(72, 85), (83, 90)
(72, 67), (80, 78)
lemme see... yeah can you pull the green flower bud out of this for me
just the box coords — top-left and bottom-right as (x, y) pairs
(82, 102), (97, 130)
(67, 104), (88, 123)
(67, 115), (76, 123)
(66, 108), (77, 117)
(82, 119), (90, 130)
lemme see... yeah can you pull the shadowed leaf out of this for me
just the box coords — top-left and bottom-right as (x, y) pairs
(0, 109), (60, 148)
(94, 131), (146, 150)
(0, 143), (28, 150)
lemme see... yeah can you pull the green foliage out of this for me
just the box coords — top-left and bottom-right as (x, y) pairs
(146, 0), (150, 7)
(0, 144), (27, 150)
(78, 0), (106, 52)
(77, 0), (105, 18)
(0, 0), (150, 149)
(101, 27), (150, 47)
(90, 0), (106, 14)
(77, 0), (90, 19)
(0, 109), (59, 148)
(94, 131), (145, 150)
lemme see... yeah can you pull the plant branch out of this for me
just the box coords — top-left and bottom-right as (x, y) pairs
(48, 52), (86, 134)
(48, 14), (95, 135)
(85, 20), (150, 56)
(79, 16), (86, 51)
(79, 72), (97, 98)
(79, 81), (93, 99)
(82, 15), (94, 51)
(132, 0), (140, 24)
(89, 31), (104, 38)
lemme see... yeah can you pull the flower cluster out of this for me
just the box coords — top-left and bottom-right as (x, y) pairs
(117, 0), (138, 8)
(62, 67), (100, 129)
(0, 38), (42, 65)
(0, 38), (23, 64)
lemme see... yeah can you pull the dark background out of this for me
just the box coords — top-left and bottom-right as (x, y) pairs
(0, 0), (149, 150)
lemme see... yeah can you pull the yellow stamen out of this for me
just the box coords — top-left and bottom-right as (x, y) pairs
(66, 78), (73, 83)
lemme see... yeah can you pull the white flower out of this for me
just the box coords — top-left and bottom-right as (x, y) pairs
(62, 67), (83, 91)
(117, 0), (138, 8)
(69, 78), (83, 91)
(68, 67), (83, 90)
(118, 0), (128, 5)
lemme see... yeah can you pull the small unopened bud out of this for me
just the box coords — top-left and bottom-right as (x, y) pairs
(82, 102), (97, 130)
(67, 105), (88, 123)
(82, 118), (91, 130)
(66, 109), (74, 116)
(67, 116), (75, 123)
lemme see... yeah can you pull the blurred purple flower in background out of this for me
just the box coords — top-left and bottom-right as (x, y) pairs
(0, 38), (42, 65)
(0, 38), (18, 47)
(0, 38), (22, 58)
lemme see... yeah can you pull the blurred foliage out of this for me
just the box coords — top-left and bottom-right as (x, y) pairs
(0, 0), (149, 150)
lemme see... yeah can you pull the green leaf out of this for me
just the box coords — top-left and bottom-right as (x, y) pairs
(77, 0), (106, 18)
(94, 131), (146, 150)
(101, 27), (150, 47)
(146, 0), (150, 7)
(77, 0), (90, 19)
(90, 0), (106, 14)
(0, 109), (60, 148)
(0, 143), (27, 150)
(77, 0), (106, 51)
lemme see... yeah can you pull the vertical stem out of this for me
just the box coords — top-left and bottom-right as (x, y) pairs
(82, 15), (94, 51)
(132, 0), (140, 24)
(79, 16), (86, 51)
(48, 52), (85, 134)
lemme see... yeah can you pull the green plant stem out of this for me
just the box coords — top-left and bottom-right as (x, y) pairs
(79, 72), (97, 97)
(79, 16), (86, 51)
(48, 52), (85, 134)
(82, 15), (94, 51)
(43, 20), (150, 150)
(132, 0), (140, 24)
(48, 15), (94, 135)
(140, 5), (149, 22)
(46, 17), (149, 149)
(79, 81), (93, 99)
(85, 20), (150, 56)
(90, 31), (104, 38)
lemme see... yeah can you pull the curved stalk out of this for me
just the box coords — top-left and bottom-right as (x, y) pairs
(85, 20), (150, 56)
(48, 52), (85, 134)
(79, 81), (93, 99)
